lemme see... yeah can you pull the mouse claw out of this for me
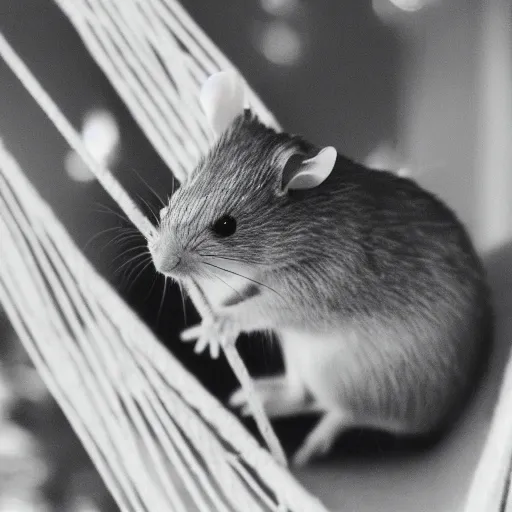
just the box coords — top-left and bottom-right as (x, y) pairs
(193, 335), (210, 355)
(180, 325), (203, 342)
(180, 313), (240, 359)
(209, 338), (221, 359)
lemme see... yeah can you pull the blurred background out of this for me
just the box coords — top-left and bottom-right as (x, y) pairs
(0, 0), (511, 511)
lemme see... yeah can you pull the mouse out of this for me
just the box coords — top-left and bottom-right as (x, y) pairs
(149, 70), (493, 466)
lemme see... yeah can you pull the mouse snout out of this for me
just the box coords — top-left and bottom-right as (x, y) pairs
(153, 251), (181, 275)
(156, 255), (181, 274)
(150, 240), (182, 275)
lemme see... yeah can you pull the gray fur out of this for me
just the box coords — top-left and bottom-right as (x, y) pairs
(155, 111), (493, 437)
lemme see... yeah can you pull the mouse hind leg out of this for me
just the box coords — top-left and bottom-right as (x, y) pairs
(285, 327), (423, 466)
(292, 409), (420, 466)
(292, 411), (351, 466)
(228, 374), (325, 418)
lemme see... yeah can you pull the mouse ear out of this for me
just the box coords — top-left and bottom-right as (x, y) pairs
(200, 70), (246, 135)
(281, 146), (337, 193)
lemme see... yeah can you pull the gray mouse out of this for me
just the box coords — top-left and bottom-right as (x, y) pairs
(150, 71), (492, 466)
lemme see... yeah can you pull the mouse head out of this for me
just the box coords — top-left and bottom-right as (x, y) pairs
(150, 70), (337, 284)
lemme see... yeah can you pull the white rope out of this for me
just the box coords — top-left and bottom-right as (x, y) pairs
(0, 147), (266, 511)
(0, 0), (309, 509)
(0, 21), (288, 474)
(0, 175), (168, 512)
(54, 0), (286, 468)
(29, 0), (287, 465)
(0, 213), (140, 511)
(53, 0), (280, 184)
(185, 279), (287, 467)
(0, 31), (156, 243)
(0, 139), (329, 511)
(463, 345), (512, 512)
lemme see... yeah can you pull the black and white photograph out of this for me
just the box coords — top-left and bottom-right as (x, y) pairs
(0, 1), (511, 511)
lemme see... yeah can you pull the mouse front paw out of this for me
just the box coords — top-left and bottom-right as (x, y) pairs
(180, 313), (240, 359)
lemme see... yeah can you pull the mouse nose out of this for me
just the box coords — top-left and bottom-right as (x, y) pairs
(151, 244), (182, 275)
(153, 252), (181, 274)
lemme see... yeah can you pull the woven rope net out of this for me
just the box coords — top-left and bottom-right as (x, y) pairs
(0, 1), (510, 511)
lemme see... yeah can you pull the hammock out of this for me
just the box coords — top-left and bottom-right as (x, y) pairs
(0, 1), (510, 511)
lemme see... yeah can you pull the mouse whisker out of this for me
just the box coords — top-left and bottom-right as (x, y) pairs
(177, 281), (188, 326)
(125, 258), (154, 291)
(203, 262), (283, 299)
(157, 276), (169, 328)
(208, 271), (246, 304)
(94, 231), (145, 256)
(93, 203), (131, 225)
(114, 250), (151, 275)
(83, 225), (137, 251)
(126, 254), (153, 279)
(187, 225), (214, 252)
(111, 244), (151, 264)
(142, 270), (160, 300)
(131, 167), (166, 208)
(198, 253), (260, 266)
(136, 193), (159, 225)
(106, 232), (145, 249)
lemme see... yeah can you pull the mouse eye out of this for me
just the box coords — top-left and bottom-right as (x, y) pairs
(212, 215), (237, 237)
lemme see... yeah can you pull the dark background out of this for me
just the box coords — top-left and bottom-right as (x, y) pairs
(1, 1), (510, 511)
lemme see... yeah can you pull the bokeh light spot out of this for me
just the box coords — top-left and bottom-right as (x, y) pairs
(65, 109), (120, 183)
(254, 21), (303, 66)
(260, 0), (299, 16)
